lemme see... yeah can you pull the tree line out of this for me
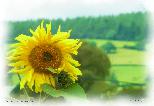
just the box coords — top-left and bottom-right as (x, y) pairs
(7, 12), (148, 42)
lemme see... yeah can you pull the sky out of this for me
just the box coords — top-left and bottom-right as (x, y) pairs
(3, 0), (146, 21)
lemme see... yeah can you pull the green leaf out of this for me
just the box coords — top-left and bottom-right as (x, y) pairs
(46, 67), (57, 73)
(61, 83), (87, 99)
(42, 83), (86, 100)
(42, 84), (64, 97)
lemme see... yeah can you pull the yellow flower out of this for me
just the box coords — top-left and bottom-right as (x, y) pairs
(8, 21), (82, 93)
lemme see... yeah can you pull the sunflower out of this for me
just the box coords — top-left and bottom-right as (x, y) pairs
(8, 21), (82, 93)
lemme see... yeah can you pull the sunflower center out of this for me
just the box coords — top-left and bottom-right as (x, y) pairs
(28, 44), (62, 71)
(43, 52), (52, 61)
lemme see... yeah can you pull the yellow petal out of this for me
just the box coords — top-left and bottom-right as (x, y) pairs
(20, 69), (34, 89)
(64, 54), (80, 66)
(9, 66), (31, 74)
(46, 22), (52, 36)
(49, 75), (55, 87)
(27, 73), (35, 91)
(15, 34), (31, 43)
(65, 62), (82, 76)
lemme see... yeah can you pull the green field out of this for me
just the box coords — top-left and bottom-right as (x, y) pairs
(111, 65), (146, 84)
(84, 39), (137, 48)
(85, 39), (147, 85)
(85, 39), (146, 65)
(85, 39), (148, 97)
(108, 48), (145, 65)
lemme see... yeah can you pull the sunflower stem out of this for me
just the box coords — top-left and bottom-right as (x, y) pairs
(17, 74), (30, 101)
(39, 92), (42, 102)
(42, 93), (49, 102)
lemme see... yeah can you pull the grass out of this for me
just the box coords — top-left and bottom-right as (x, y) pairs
(87, 65), (147, 98)
(84, 39), (148, 94)
(84, 39), (137, 48)
(108, 48), (145, 65)
(84, 39), (146, 65)
(110, 65), (147, 84)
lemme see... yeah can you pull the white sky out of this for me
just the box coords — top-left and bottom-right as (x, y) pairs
(3, 0), (146, 21)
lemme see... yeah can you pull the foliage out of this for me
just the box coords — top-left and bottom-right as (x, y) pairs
(7, 12), (148, 43)
(75, 41), (111, 91)
(120, 87), (147, 98)
(123, 40), (146, 51)
(87, 81), (122, 99)
(77, 41), (111, 78)
(123, 45), (137, 50)
(89, 41), (97, 47)
(109, 73), (119, 85)
(55, 71), (74, 89)
(101, 42), (117, 54)
(42, 83), (87, 100)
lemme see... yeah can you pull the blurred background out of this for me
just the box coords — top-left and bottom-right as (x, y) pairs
(6, 0), (149, 100)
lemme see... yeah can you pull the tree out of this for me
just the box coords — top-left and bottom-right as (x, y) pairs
(8, 12), (148, 42)
(101, 42), (117, 54)
(75, 41), (111, 91)
(123, 40), (146, 51)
